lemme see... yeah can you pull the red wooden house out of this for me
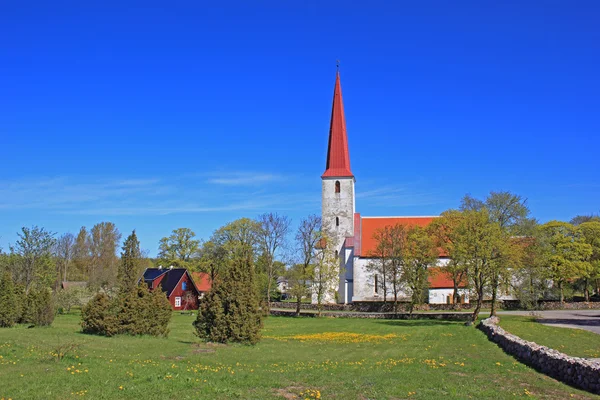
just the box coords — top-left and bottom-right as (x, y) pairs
(141, 267), (202, 310)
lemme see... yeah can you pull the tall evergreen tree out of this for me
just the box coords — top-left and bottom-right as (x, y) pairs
(118, 230), (141, 293)
(0, 272), (17, 327)
(194, 219), (263, 344)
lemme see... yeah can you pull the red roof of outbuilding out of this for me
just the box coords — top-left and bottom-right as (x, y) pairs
(191, 272), (212, 292)
(360, 216), (438, 256)
(322, 72), (353, 178)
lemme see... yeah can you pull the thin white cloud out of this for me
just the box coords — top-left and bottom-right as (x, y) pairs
(206, 172), (283, 186)
(0, 174), (315, 216)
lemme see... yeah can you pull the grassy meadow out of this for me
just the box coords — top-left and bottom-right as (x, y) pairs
(0, 312), (598, 399)
(498, 315), (600, 359)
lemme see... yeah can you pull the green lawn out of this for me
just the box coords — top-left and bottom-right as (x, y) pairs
(497, 315), (600, 359)
(0, 312), (597, 399)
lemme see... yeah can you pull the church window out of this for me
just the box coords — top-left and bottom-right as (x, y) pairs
(374, 275), (379, 294)
(335, 250), (339, 258)
(336, 217), (339, 227)
(335, 181), (340, 193)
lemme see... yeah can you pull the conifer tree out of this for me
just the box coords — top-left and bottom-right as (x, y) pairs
(0, 272), (17, 327)
(118, 230), (141, 293)
(194, 219), (263, 344)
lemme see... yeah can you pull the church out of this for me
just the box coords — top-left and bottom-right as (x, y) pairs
(320, 72), (469, 305)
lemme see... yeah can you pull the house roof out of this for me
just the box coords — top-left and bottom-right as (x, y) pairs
(142, 268), (168, 281)
(191, 272), (212, 292)
(61, 281), (87, 289)
(158, 268), (188, 297)
(359, 216), (438, 256)
(322, 72), (353, 178)
(428, 267), (468, 289)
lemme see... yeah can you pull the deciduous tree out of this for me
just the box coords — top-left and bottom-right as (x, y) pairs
(158, 228), (201, 269)
(538, 221), (591, 303)
(293, 215), (321, 316)
(256, 213), (290, 312)
(10, 226), (56, 292)
(402, 226), (438, 316)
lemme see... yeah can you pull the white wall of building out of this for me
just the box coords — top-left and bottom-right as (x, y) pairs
(429, 289), (470, 304)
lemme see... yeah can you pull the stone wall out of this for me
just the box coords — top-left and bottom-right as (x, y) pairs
(270, 309), (471, 321)
(478, 316), (600, 394)
(270, 300), (600, 312)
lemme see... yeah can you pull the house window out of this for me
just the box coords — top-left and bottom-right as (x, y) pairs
(374, 274), (379, 294)
(335, 181), (340, 193)
(182, 281), (187, 291)
(336, 217), (340, 227)
(175, 297), (182, 307)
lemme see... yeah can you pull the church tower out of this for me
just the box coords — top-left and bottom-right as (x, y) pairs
(322, 71), (355, 303)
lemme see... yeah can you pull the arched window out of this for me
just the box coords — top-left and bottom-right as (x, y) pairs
(335, 181), (340, 193)
(335, 250), (339, 258)
(374, 275), (379, 294)
(335, 217), (340, 227)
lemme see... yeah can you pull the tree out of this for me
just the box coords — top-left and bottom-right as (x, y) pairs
(286, 263), (313, 313)
(88, 222), (121, 289)
(256, 213), (291, 312)
(453, 209), (505, 323)
(72, 226), (90, 282)
(118, 230), (142, 293)
(198, 240), (228, 283)
(402, 226), (438, 316)
(429, 210), (467, 306)
(54, 233), (75, 286)
(461, 192), (531, 315)
(538, 221), (591, 303)
(158, 228), (201, 268)
(366, 226), (393, 303)
(10, 226), (56, 293)
(570, 214), (600, 226)
(193, 219), (263, 344)
(0, 272), (17, 327)
(312, 233), (340, 316)
(293, 215), (321, 316)
(576, 221), (600, 300)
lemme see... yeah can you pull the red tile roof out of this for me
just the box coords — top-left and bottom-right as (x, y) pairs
(322, 72), (353, 178)
(359, 216), (438, 256)
(428, 267), (468, 289)
(191, 272), (212, 292)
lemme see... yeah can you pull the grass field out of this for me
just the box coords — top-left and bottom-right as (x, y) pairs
(498, 315), (600, 359)
(0, 312), (598, 399)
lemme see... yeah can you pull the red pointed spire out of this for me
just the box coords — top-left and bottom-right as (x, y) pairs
(322, 72), (353, 178)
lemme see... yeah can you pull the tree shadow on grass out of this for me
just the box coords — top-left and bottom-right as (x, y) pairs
(377, 320), (462, 327)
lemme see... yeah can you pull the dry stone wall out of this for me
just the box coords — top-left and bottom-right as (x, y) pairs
(478, 316), (600, 394)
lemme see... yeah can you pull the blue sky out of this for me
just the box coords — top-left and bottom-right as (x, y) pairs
(1, 1), (599, 256)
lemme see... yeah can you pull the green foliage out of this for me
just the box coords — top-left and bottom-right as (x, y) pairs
(20, 287), (55, 326)
(81, 292), (119, 336)
(81, 286), (172, 337)
(194, 219), (263, 344)
(10, 226), (57, 292)
(55, 287), (85, 314)
(0, 272), (18, 327)
(118, 230), (142, 293)
(403, 226), (438, 315)
(195, 256), (263, 344)
(538, 221), (592, 302)
(158, 227), (201, 269)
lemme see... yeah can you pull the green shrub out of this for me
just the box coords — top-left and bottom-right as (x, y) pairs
(21, 288), (55, 326)
(0, 272), (17, 327)
(81, 293), (119, 336)
(81, 286), (172, 337)
(194, 256), (263, 344)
